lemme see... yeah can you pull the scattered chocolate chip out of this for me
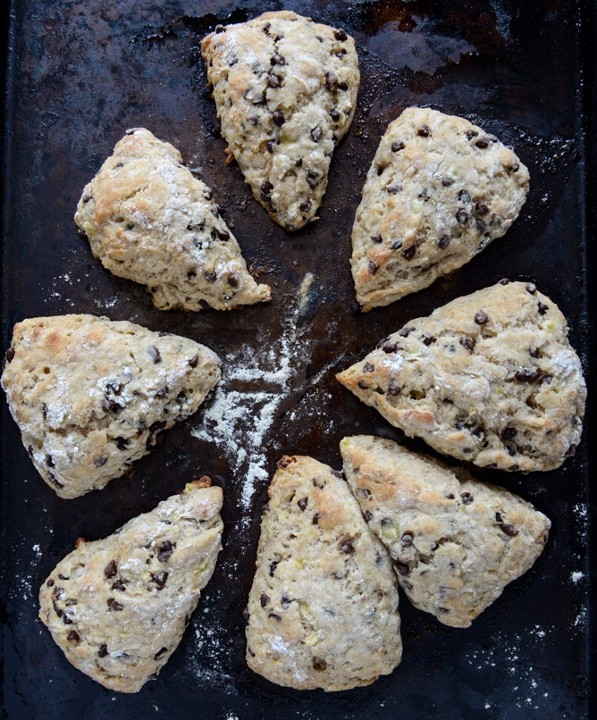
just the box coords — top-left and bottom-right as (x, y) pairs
(537, 301), (549, 315)
(456, 209), (469, 224)
(269, 561), (279, 577)
(474, 311), (488, 325)
(526, 282), (537, 294)
(391, 141), (405, 152)
(368, 260), (379, 275)
(460, 336), (475, 352)
(515, 368), (541, 382)
(214, 24), (225, 33)
(401, 532), (414, 547)
(261, 180), (273, 195)
(438, 235), (450, 249)
(337, 81), (348, 91)
(475, 138), (490, 149)
(499, 523), (518, 537)
(422, 335), (436, 346)
(476, 218), (487, 232)
(262, 22), (271, 35)
(152, 571), (168, 590)
(297, 497), (309, 511)
(402, 246), (416, 260)
(445, 493), (455, 500)
(104, 560), (117, 578)
(461, 492), (474, 505)
(311, 656), (327, 671)
(188, 354), (198, 368)
(148, 345), (161, 364)
(395, 562), (410, 576)
(154, 647), (168, 660)
(158, 541), (174, 563)
(442, 178), (454, 186)
(312, 513), (320, 526)
(363, 362), (375, 373)
(529, 347), (541, 359)
(499, 278), (510, 285)
(330, 108), (340, 121)
(67, 630), (80, 643)
(389, 239), (403, 250)
(272, 110), (285, 126)
(388, 380), (402, 396)
(371, 233), (383, 243)
(267, 73), (281, 88)
(398, 326), (414, 337)
(364, 510), (373, 521)
(506, 163), (520, 173)
(107, 598), (123, 611)
(334, 29), (348, 41)
(466, 130), (479, 140)
(417, 125), (430, 137)
(5, 348), (15, 364)
(111, 580), (126, 591)
(458, 189), (471, 203)
(383, 341), (398, 353)
(260, 593), (269, 608)
(506, 443), (517, 457)
(98, 644), (108, 658)
(338, 536), (355, 554)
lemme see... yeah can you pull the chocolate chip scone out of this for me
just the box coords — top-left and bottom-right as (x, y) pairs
(39, 478), (223, 692)
(336, 281), (586, 472)
(350, 108), (530, 309)
(1, 315), (221, 498)
(201, 11), (359, 231)
(245, 455), (401, 691)
(74, 128), (271, 311)
(340, 436), (551, 628)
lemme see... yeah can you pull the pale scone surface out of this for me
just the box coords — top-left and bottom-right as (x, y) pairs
(1, 314), (221, 498)
(245, 455), (401, 691)
(74, 128), (271, 311)
(351, 107), (530, 309)
(337, 281), (586, 472)
(39, 481), (223, 692)
(201, 11), (359, 230)
(341, 436), (551, 628)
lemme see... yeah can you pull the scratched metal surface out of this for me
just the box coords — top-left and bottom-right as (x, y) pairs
(0, 1), (593, 718)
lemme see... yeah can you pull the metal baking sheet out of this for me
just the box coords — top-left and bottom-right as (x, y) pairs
(1, 1), (594, 718)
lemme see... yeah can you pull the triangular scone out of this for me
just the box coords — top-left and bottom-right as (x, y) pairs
(201, 11), (359, 231)
(245, 455), (401, 691)
(337, 281), (586, 472)
(1, 315), (221, 498)
(340, 436), (551, 628)
(350, 108), (530, 309)
(39, 478), (223, 692)
(74, 128), (271, 311)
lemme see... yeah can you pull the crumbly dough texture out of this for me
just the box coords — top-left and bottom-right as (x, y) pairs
(74, 128), (271, 311)
(245, 455), (401, 691)
(336, 281), (586, 472)
(1, 314), (221, 498)
(201, 11), (359, 231)
(340, 436), (551, 628)
(350, 107), (530, 309)
(39, 479), (223, 692)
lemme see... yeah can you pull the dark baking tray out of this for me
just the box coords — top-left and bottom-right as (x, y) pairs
(1, 1), (595, 718)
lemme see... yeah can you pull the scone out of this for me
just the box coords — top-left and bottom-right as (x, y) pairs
(39, 478), (223, 692)
(340, 436), (551, 628)
(74, 128), (271, 311)
(350, 108), (530, 309)
(336, 281), (586, 472)
(201, 11), (359, 231)
(1, 315), (221, 498)
(245, 455), (401, 691)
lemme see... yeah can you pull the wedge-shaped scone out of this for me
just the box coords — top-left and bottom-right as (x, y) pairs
(340, 436), (551, 628)
(337, 281), (586, 472)
(201, 11), (359, 231)
(245, 455), (401, 691)
(39, 478), (223, 692)
(351, 108), (530, 309)
(74, 128), (271, 311)
(1, 315), (221, 498)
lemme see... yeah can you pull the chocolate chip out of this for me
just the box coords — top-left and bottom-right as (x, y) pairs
(391, 141), (405, 152)
(306, 170), (319, 188)
(438, 235), (450, 249)
(456, 209), (469, 224)
(262, 22), (271, 35)
(188, 354), (198, 368)
(325, 71), (338, 89)
(158, 541), (174, 563)
(460, 336), (475, 352)
(154, 647), (168, 660)
(474, 311), (488, 325)
(260, 593), (269, 608)
(312, 513), (320, 526)
(111, 580), (126, 591)
(5, 347), (15, 363)
(311, 126), (322, 142)
(261, 180), (273, 195)
(515, 368), (541, 382)
(395, 562), (410, 576)
(363, 362), (375, 373)
(402, 246), (416, 260)
(45, 454), (55, 468)
(401, 532), (414, 547)
(330, 108), (340, 121)
(466, 130), (479, 140)
(442, 178), (454, 186)
(272, 111), (285, 127)
(526, 282), (537, 294)
(388, 380), (402, 396)
(460, 492), (474, 504)
(148, 345), (161, 364)
(368, 260), (379, 275)
(398, 326), (414, 337)
(104, 560), (117, 578)
(228, 275), (238, 288)
(152, 571), (168, 590)
(267, 74), (281, 88)
(371, 233), (383, 243)
(538, 302), (549, 315)
(299, 200), (312, 213)
(297, 497), (308, 510)
(107, 598), (123, 611)
(445, 493), (455, 500)
(499, 278), (510, 285)
(334, 29), (348, 41)
(390, 239), (403, 250)
(417, 125), (430, 137)
(458, 189), (471, 203)
(475, 202), (489, 216)
(475, 138), (490, 148)
(337, 81), (348, 91)
(364, 511), (373, 522)
(272, 53), (286, 66)
(506, 163), (520, 173)
(501, 427), (517, 440)
(214, 24), (225, 34)
(422, 335), (436, 346)
(269, 561), (279, 577)
(382, 342), (398, 353)
(338, 536), (355, 554)
(67, 630), (80, 643)
(506, 443), (517, 457)
(499, 523), (518, 537)
(98, 644), (108, 658)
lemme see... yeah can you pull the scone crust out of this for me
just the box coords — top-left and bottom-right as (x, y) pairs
(1, 314), (221, 498)
(39, 481), (224, 692)
(201, 11), (359, 231)
(74, 128), (271, 311)
(245, 455), (401, 691)
(351, 107), (530, 309)
(336, 281), (586, 472)
(341, 436), (551, 628)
